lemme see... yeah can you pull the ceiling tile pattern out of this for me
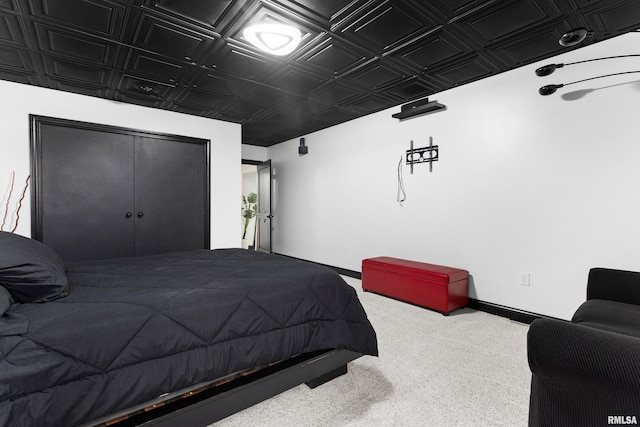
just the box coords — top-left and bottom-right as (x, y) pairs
(0, 0), (639, 146)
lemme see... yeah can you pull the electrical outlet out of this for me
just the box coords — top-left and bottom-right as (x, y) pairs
(519, 272), (531, 287)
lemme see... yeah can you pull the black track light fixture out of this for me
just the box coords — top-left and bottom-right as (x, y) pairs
(535, 55), (640, 77)
(538, 71), (640, 95)
(538, 84), (564, 96)
(536, 27), (640, 96)
(535, 63), (564, 76)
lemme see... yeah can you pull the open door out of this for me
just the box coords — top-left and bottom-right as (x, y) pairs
(256, 160), (272, 253)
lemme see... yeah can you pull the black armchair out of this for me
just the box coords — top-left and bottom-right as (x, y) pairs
(527, 268), (640, 426)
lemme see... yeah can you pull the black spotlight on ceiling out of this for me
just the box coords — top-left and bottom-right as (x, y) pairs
(559, 28), (590, 47)
(558, 27), (640, 47)
(538, 71), (640, 95)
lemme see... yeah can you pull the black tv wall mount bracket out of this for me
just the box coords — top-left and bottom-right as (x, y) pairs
(406, 137), (438, 173)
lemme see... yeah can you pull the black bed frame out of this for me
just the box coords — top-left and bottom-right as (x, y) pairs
(105, 349), (362, 426)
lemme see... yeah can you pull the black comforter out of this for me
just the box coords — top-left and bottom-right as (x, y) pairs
(0, 249), (377, 426)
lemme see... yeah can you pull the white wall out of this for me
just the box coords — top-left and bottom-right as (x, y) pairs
(241, 144), (268, 162)
(0, 80), (242, 248)
(267, 33), (640, 320)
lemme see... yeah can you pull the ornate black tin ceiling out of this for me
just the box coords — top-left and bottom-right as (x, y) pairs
(1, 0), (639, 146)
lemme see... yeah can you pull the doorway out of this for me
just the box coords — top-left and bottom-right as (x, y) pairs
(241, 163), (258, 250)
(241, 159), (272, 253)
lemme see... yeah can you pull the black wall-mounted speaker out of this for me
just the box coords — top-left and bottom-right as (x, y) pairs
(298, 137), (308, 155)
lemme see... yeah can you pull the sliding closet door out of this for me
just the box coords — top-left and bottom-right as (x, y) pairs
(35, 123), (136, 261)
(134, 136), (208, 256)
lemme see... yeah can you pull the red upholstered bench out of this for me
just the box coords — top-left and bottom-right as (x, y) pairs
(362, 257), (469, 315)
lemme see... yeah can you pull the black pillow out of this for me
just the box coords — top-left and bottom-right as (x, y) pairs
(0, 231), (69, 303)
(0, 285), (13, 315)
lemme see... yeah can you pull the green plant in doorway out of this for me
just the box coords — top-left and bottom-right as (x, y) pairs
(242, 192), (257, 239)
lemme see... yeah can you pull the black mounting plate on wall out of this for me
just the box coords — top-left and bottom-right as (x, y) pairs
(406, 137), (438, 173)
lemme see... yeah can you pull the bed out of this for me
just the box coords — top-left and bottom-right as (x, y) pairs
(0, 231), (378, 426)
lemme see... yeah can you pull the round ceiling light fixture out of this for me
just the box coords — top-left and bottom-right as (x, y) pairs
(558, 27), (640, 47)
(559, 28), (590, 47)
(243, 24), (301, 56)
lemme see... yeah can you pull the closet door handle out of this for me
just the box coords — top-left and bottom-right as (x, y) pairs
(125, 212), (133, 218)
(137, 212), (144, 218)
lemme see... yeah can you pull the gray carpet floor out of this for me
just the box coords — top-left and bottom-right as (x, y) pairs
(212, 276), (531, 426)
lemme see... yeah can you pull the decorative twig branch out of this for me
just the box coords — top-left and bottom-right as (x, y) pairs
(1, 171), (30, 233)
(11, 175), (30, 233)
